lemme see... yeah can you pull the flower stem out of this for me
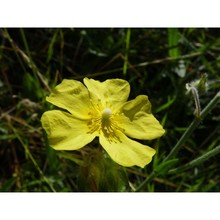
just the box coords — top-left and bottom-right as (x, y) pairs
(191, 85), (201, 117)
(135, 91), (220, 192)
(164, 91), (220, 162)
(168, 145), (220, 174)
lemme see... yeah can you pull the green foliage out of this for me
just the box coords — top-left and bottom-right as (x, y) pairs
(77, 149), (128, 192)
(155, 159), (179, 175)
(168, 28), (180, 58)
(22, 72), (43, 100)
(0, 28), (220, 192)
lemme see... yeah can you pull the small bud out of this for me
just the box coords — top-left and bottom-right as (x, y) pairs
(187, 73), (208, 94)
(185, 74), (208, 118)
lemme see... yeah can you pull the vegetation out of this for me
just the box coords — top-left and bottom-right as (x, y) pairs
(0, 28), (220, 192)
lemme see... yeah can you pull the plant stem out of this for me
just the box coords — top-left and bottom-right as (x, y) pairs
(164, 91), (220, 162)
(123, 28), (131, 75)
(168, 145), (220, 174)
(135, 172), (156, 192)
(135, 91), (220, 192)
(191, 85), (201, 117)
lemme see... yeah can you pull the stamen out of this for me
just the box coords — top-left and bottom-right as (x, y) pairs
(87, 106), (124, 143)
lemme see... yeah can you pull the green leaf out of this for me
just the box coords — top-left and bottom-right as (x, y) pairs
(168, 28), (180, 58)
(22, 72), (43, 100)
(154, 159), (179, 175)
(46, 30), (59, 63)
(58, 151), (83, 166)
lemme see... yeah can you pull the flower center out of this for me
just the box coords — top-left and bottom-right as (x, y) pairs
(87, 106), (124, 143)
(102, 108), (112, 120)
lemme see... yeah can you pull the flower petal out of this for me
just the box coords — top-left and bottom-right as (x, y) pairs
(46, 79), (91, 119)
(121, 113), (165, 140)
(41, 110), (96, 150)
(121, 95), (152, 117)
(120, 95), (165, 140)
(99, 131), (156, 168)
(83, 78), (130, 111)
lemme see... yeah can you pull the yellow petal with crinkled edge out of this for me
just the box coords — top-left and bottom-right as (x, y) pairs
(120, 95), (165, 140)
(46, 79), (91, 119)
(99, 130), (156, 168)
(41, 110), (96, 150)
(121, 95), (152, 117)
(120, 112), (165, 140)
(83, 78), (130, 111)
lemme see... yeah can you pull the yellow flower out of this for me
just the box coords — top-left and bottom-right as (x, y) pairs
(41, 78), (165, 168)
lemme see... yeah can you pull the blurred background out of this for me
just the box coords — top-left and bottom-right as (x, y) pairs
(0, 28), (220, 192)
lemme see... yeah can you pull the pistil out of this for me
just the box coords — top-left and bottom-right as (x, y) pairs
(102, 108), (112, 120)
